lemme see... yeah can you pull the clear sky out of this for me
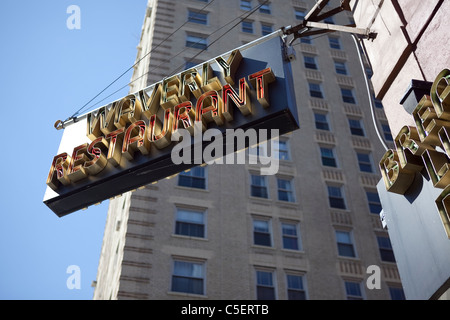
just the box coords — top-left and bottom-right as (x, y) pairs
(0, 0), (148, 299)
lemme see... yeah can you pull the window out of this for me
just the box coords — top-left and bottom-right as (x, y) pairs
(341, 88), (356, 104)
(175, 208), (205, 238)
(256, 270), (276, 300)
(250, 174), (268, 198)
(259, 3), (271, 14)
(178, 166), (207, 189)
(248, 143), (267, 157)
(300, 36), (313, 44)
(329, 36), (341, 49)
(345, 281), (364, 300)
(242, 20), (254, 33)
(366, 191), (382, 214)
(295, 9), (306, 20)
(261, 23), (273, 36)
(309, 82), (324, 98)
(188, 10), (208, 25)
(357, 152), (373, 173)
(185, 60), (198, 70)
(240, 0), (252, 10)
(374, 96), (383, 109)
(186, 34), (207, 50)
(320, 147), (337, 167)
(171, 260), (205, 295)
(377, 235), (396, 262)
(381, 123), (393, 141)
(286, 274), (307, 300)
(277, 140), (291, 160)
(282, 222), (300, 250)
(253, 219), (272, 246)
(324, 16), (335, 24)
(389, 287), (406, 300)
(314, 113), (330, 131)
(304, 55), (318, 70)
(366, 67), (374, 79)
(348, 118), (365, 136)
(334, 61), (348, 75)
(278, 178), (295, 202)
(336, 231), (356, 257)
(328, 186), (346, 209)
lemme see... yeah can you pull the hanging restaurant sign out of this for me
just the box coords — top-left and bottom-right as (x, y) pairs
(43, 35), (299, 217)
(379, 68), (450, 237)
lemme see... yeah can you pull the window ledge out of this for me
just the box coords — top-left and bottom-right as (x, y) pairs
(275, 200), (299, 207)
(167, 291), (208, 299)
(337, 256), (360, 262)
(171, 234), (209, 242)
(175, 185), (210, 193)
(281, 248), (305, 255)
(249, 196), (272, 203)
(251, 245), (276, 251)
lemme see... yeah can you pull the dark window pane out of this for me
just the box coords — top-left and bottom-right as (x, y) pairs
(257, 286), (275, 300)
(172, 276), (203, 295)
(175, 222), (205, 238)
(329, 197), (346, 209)
(338, 243), (355, 257)
(288, 290), (306, 300)
(254, 232), (271, 246)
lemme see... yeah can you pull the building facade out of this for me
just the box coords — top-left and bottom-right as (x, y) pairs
(93, 0), (403, 300)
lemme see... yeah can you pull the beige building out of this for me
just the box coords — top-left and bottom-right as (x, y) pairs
(93, 0), (403, 300)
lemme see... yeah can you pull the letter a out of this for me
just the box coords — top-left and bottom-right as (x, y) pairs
(66, 5), (81, 30)
(66, 265), (81, 290)
(366, 265), (381, 290)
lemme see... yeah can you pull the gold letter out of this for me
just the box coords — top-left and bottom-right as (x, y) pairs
(122, 120), (150, 160)
(173, 101), (195, 138)
(248, 68), (276, 108)
(201, 63), (222, 92)
(422, 149), (450, 189)
(149, 109), (173, 149)
(413, 95), (449, 146)
(106, 128), (125, 166)
(86, 103), (117, 139)
(160, 75), (181, 110)
(179, 69), (203, 101)
(215, 49), (242, 86)
(114, 94), (142, 129)
(46, 153), (71, 190)
(139, 83), (162, 120)
(435, 185), (450, 239)
(195, 90), (224, 129)
(85, 137), (108, 175)
(379, 149), (415, 195)
(222, 77), (251, 118)
(394, 126), (432, 172)
(431, 68), (450, 120)
(67, 143), (90, 183)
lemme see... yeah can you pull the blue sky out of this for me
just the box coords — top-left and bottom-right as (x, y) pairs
(0, 1), (148, 299)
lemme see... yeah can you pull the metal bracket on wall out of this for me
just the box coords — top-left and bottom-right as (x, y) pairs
(281, 0), (377, 45)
